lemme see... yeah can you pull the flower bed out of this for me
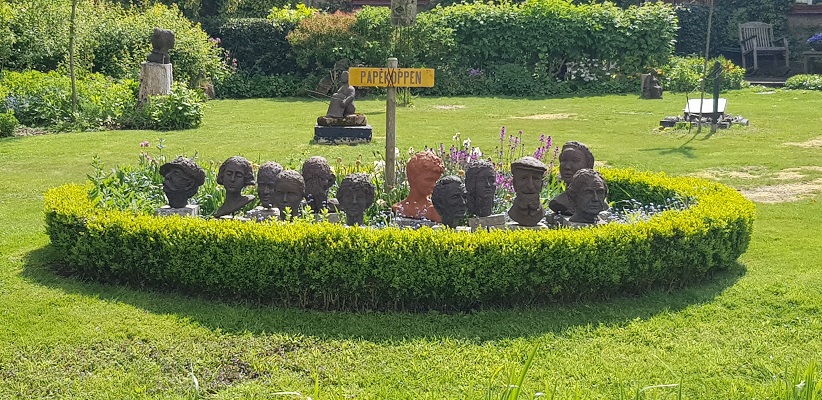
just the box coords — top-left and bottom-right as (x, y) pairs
(44, 168), (754, 311)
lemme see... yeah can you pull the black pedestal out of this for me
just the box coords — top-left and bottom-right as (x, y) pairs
(314, 125), (372, 145)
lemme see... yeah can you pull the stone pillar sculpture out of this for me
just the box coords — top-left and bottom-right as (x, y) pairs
(508, 156), (547, 227)
(337, 173), (375, 226)
(431, 175), (468, 229)
(302, 156), (337, 213)
(564, 169), (610, 227)
(157, 156), (205, 216)
(272, 170), (306, 220)
(392, 151), (444, 223)
(139, 28), (175, 104)
(213, 156), (256, 218)
(548, 141), (595, 216)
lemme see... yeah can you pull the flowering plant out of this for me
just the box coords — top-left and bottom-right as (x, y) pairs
(807, 33), (822, 48)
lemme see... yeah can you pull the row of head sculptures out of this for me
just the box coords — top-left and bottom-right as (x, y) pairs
(158, 140), (609, 228)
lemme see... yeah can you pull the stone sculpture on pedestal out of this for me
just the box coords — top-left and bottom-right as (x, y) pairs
(157, 156), (205, 216)
(392, 151), (444, 223)
(139, 28), (175, 104)
(549, 141), (595, 216)
(337, 173), (375, 226)
(564, 169), (610, 227)
(508, 156), (547, 227)
(314, 71), (372, 144)
(272, 170), (305, 220)
(302, 156), (337, 213)
(213, 156), (255, 218)
(147, 28), (175, 64)
(432, 175), (468, 229)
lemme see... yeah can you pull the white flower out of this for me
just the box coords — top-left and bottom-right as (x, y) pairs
(373, 160), (385, 173)
(471, 146), (482, 157)
(462, 138), (471, 149)
(452, 131), (461, 141)
(395, 147), (400, 158)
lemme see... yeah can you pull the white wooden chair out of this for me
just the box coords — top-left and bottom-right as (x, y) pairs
(738, 22), (790, 71)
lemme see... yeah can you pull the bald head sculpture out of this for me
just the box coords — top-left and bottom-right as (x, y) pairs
(337, 173), (376, 226)
(273, 169), (305, 220)
(432, 175), (468, 228)
(566, 169), (609, 224)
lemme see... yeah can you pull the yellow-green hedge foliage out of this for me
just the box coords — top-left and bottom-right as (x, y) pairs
(44, 168), (754, 310)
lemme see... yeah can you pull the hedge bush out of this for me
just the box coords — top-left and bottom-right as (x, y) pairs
(661, 56), (746, 93)
(0, 110), (18, 137)
(785, 74), (822, 91)
(45, 168), (755, 311)
(214, 18), (298, 76)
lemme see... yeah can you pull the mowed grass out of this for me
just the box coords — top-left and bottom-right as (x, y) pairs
(1, 88), (822, 399)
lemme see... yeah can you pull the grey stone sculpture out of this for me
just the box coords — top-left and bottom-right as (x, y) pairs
(337, 173), (375, 226)
(147, 28), (175, 64)
(325, 71), (356, 118)
(465, 159), (497, 218)
(566, 169), (609, 225)
(273, 169), (306, 220)
(432, 175), (468, 229)
(508, 156), (547, 226)
(159, 157), (205, 209)
(301, 156), (337, 213)
(257, 161), (284, 209)
(549, 141), (595, 215)
(213, 156), (255, 218)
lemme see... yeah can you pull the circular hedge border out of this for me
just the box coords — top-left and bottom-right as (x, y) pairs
(44, 168), (755, 311)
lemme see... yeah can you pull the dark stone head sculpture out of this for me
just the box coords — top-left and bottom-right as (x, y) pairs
(392, 151), (445, 222)
(301, 156), (337, 213)
(432, 175), (468, 228)
(326, 71), (356, 118)
(159, 157), (205, 209)
(337, 173), (375, 226)
(257, 161), (284, 209)
(559, 141), (594, 184)
(567, 169), (609, 224)
(213, 156), (255, 218)
(508, 156), (547, 226)
(147, 28), (175, 64)
(465, 159), (496, 217)
(273, 169), (305, 220)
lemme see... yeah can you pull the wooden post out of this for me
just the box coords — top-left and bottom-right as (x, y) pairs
(69, 0), (78, 118)
(385, 57), (398, 191)
(712, 61), (721, 134)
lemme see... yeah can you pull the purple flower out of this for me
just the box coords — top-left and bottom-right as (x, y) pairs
(500, 126), (506, 140)
(139, 141), (150, 148)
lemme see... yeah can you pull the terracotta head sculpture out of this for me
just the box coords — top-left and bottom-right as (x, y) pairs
(559, 141), (594, 184)
(213, 156), (255, 218)
(159, 157), (205, 209)
(566, 169), (609, 224)
(273, 169), (305, 220)
(337, 173), (375, 226)
(301, 156), (337, 213)
(508, 156), (547, 226)
(392, 151), (445, 222)
(257, 161), (283, 209)
(431, 175), (468, 228)
(465, 159), (496, 217)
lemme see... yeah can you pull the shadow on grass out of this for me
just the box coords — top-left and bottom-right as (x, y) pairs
(21, 245), (746, 343)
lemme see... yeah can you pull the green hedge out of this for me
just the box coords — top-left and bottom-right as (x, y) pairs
(214, 18), (297, 76)
(44, 168), (754, 310)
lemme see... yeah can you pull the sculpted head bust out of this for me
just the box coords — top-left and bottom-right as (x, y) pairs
(214, 156), (255, 218)
(432, 175), (468, 228)
(257, 161), (284, 209)
(147, 28), (175, 64)
(273, 169), (305, 220)
(392, 151), (445, 222)
(465, 159), (496, 217)
(566, 169), (609, 224)
(301, 156), (336, 213)
(559, 141), (594, 184)
(508, 156), (547, 226)
(337, 173), (375, 226)
(159, 157), (205, 209)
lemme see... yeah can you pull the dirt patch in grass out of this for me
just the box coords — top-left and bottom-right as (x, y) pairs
(690, 166), (765, 180)
(433, 105), (466, 110)
(784, 136), (822, 148)
(510, 113), (575, 120)
(739, 179), (822, 203)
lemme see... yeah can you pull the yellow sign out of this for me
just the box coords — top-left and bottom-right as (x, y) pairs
(349, 67), (435, 87)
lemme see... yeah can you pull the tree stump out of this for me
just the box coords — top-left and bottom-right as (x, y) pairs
(139, 62), (173, 104)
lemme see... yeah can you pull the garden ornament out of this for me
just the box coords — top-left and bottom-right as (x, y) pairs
(465, 159), (497, 218)
(302, 156), (337, 213)
(273, 169), (306, 220)
(566, 169), (609, 224)
(257, 161), (284, 209)
(432, 175), (468, 229)
(549, 141), (595, 215)
(325, 71), (356, 118)
(508, 156), (546, 226)
(147, 28), (175, 64)
(213, 156), (255, 218)
(392, 151), (444, 222)
(337, 173), (375, 226)
(159, 157), (205, 209)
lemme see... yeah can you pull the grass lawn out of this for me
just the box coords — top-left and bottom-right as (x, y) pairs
(1, 88), (821, 399)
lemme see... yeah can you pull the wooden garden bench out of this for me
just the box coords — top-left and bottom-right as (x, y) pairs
(738, 22), (789, 71)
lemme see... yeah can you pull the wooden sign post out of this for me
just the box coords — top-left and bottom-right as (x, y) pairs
(349, 61), (435, 191)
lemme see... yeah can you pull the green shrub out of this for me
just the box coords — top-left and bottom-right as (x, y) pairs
(214, 18), (298, 75)
(287, 11), (365, 71)
(127, 84), (206, 131)
(268, 3), (317, 23)
(0, 70), (137, 131)
(785, 74), (822, 91)
(661, 56), (746, 93)
(213, 71), (304, 98)
(44, 168), (755, 311)
(0, 110), (18, 137)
